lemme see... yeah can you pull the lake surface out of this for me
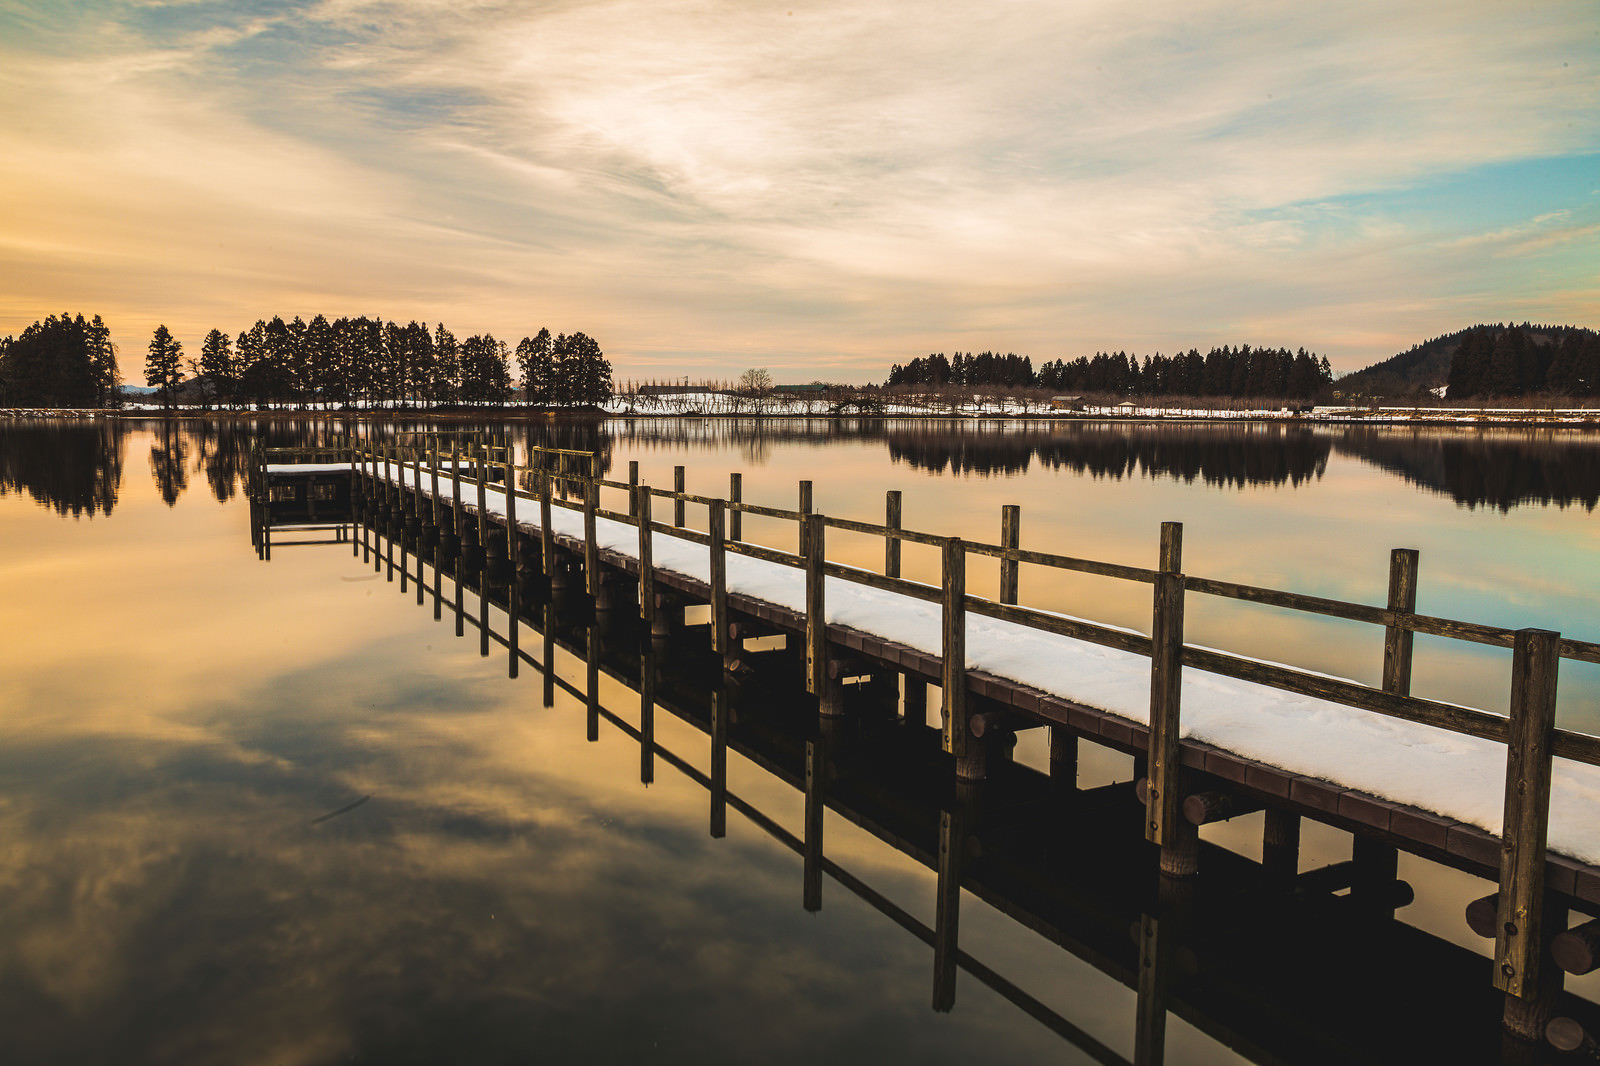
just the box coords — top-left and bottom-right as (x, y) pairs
(2, 416), (1597, 1064)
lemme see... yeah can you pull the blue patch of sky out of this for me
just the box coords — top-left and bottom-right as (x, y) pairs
(1243, 153), (1600, 242)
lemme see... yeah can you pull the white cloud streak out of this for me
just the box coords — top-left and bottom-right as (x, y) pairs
(0, 0), (1595, 375)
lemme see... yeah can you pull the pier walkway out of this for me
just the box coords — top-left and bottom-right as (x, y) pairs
(257, 434), (1600, 1046)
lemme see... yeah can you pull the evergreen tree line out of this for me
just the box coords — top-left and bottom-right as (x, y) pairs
(886, 351), (1035, 388)
(0, 313), (120, 408)
(887, 345), (1334, 399)
(165, 315), (612, 408)
(1444, 325), (1600, 400)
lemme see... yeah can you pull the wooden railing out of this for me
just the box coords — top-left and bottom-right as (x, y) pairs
(348, 433), (1600, 1014)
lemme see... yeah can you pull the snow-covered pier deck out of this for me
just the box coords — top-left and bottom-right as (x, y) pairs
(260, 434), (1600, 1043)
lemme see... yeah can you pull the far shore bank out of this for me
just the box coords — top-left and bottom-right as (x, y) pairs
(3, 403), (1598, 428)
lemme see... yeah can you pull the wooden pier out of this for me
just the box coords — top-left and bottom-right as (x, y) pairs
(254, 432), (1600, 1051)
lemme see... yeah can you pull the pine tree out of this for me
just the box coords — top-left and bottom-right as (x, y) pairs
(517, 328), (555, 404)
(200, 329), (236, 407)
(145, 325), (184, 409)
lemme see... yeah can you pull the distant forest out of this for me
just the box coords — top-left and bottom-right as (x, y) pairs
(887, 346), (1335, 400)
(0, 313), (613, 409)
(1337, 323), (1598, 400)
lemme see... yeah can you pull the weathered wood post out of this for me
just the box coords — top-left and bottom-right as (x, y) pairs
(1134, 910), (1175, 1066)
(673, 465), (686, 527)
(1050, 724), (1077, 793)
(728, 472), (742, 542)
(584, 475), (599, 596)
(636, 486), (655, 627)
(1495, 627), (1562, 1039)
(1263, 807), (1301, 889)
(475, 443), (489, 554)
(885, 490), (902, 579)
(804, 513), (826, 696)
(798, 480), (814, 556)
(942, 538), (974, 778)
(803, 739), (824, 912)
(999, 504), (1020, 605)
(504, 453), (519, 572)
(451, 440), (464, 541)
(627, 460), (639, 517)
(709, 500), (728, 661)
(433, 539), (444, 623)
(1146, 522), (1194, 877)
(429, 437), (442, 530)
(1351, 548), (1419, 911)
(539, 468), (554, 579)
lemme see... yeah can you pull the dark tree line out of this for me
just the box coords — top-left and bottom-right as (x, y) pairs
(887, 351), (1035, 388)
(1444, 324), (1600, 400)
(0, 313), (120, 408)
(188, 315), (613, 409)
(887, 345), (1333, 399)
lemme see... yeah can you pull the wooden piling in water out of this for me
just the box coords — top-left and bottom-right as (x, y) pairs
(710, 682), (728, 838)
(584, 476), (599, 596)
(636, 486), (654, 626)
(539, 468), (554, 578)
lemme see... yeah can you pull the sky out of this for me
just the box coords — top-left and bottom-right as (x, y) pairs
(0, 0), (1596, 383)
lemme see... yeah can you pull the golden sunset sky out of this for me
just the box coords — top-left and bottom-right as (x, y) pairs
(1, 0), (1596, 381)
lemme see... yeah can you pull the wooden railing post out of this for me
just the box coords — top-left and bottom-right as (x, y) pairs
(429, 437), (441, 528)
(636, 486), (654, 625)
(1352, 547), (1419, 911)
(451, 442), (463, 537)
(539, 467), (554, 576)
(1000, 504), (1020, 605)
(1146, 522), (1191, 875)
(942, 537), (967, 763)
(673, 465), (686, 527)
(1495, 628), (1561, 1024)
(885, 490), (902, 578)
(475, 443), (489, 551)
(584, 474), (599, 596)
(1383, 548), (1419, 695)
(504, 453), (518, 569)
(804, 513), (826, 695)
(799, 480), (814, 556)
(627, 460), (639, 517)
(709, 499), (728, 657)
(729, 472), (742, 542)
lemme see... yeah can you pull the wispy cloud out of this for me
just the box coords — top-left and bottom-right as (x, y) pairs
(0, 0), (1595, 376)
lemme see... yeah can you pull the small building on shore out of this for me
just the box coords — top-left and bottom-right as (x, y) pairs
(1050, 395), (1084, 411)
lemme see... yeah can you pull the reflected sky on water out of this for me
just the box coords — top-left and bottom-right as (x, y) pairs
(2, 417), (1598, 1063)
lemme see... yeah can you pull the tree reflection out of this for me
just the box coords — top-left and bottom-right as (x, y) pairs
(148, 421), (189, 507)
(1335, 427), (1600, 513)
(0, 419), (125, 517)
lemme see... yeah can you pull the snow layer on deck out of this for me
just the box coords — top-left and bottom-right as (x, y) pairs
(375, 463), (1600, 865)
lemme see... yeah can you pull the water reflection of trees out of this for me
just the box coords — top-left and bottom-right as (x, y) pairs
(0, 419), (125, 517)
(148, 422), (190, 506)
(1334, 427), (1600, 512)
(883, 422), (1333, 487)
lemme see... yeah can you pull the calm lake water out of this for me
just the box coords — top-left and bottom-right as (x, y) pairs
(2, 416), (1597, 1064)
